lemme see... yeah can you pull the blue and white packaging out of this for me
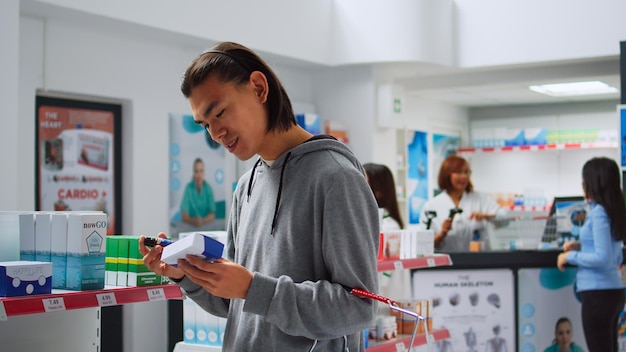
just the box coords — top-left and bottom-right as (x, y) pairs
(19, 213), (36, 261)
(0, 261), (52, 297)
(161, 233), (224, 266)
(65, 212), (107, 290)
(35, 212), (52, 262)
(196, 309), (220, 346)
(183, 297), (197, 344)
(50, 213), (68, 289)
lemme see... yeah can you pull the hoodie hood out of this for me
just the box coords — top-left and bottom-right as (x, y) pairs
(246, 134), (365, 235)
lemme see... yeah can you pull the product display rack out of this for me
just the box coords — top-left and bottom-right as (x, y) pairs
(367, 254), (452, 352)
(457, 140), (618, 154)
(0, 283), (184, 320)
(173, 254), (453, 352)
(0, 283), (184, 352)
(366, 328), (450, 351)
(377, 253), (452, 272)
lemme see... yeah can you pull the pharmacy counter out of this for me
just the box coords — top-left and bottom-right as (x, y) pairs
(410, 249), (626, 352)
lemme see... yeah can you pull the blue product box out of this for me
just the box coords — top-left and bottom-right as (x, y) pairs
(295, 113), (322, 135)
(503, 129), (525, 146)
(161, 233), (224, 266)
(0, 261), (52, 297)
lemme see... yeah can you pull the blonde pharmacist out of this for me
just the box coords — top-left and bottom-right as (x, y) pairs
(419, 155), (506, 252)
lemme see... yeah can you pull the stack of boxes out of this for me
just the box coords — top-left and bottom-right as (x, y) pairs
(0, 210), (108, 297)
(378, 229), (434, 260)
(0, 210), (177, 297)
(105, 235), (168, 287)
(178, 231), (227, 348)
(182, 297), (227, 347)
(370, 299), (433, 343)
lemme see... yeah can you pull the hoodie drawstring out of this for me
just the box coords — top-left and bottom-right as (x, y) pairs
(271, 151), (291, 235)
(247, 158), (261, 202)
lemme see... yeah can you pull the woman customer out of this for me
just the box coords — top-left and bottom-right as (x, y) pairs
(557, 157), (626, 352)
(363, 163), (404, 231)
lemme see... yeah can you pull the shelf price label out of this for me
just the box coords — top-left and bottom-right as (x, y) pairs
(426, 333), (435, 344)
(147, 287), (166, 301)
(0, 301), (7, 321)
(43, 297), (66, 312)
(96, 292), (118, 307)
(393, 261), (404, 271)
(394, 341), (407, 352)
(426, 258), (435, 267)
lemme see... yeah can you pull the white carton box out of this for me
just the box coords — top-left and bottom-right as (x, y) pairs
(19, 213), (36, 261)
(161, 233), (224, 266)
(66, 212), (107, 290)
(50, 213), (68, 289)
(35, 212), (52, 263)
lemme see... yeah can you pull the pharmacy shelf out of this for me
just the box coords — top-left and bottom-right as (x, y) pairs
(367, 328), (450, 351)
(0, 283), (183, 320)
(457, 141), (618, 153)
(506, 205), (551, 212)
(377, 254), (452, 272)
(173, 342), (222, 352)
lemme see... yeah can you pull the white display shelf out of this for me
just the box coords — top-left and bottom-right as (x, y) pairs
(457, 141), (618, 153)
(367, 328), (450, 352)
(377, 254), (452, 272)
(0, 283), (183, 320)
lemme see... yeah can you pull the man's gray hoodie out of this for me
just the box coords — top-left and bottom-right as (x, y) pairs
(176, 136), (380, 351)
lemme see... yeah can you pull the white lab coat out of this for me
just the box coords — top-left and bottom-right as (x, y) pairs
(419, 191), (505, 252)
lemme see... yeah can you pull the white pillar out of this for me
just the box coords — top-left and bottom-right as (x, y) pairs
(0, 0), (20, 210)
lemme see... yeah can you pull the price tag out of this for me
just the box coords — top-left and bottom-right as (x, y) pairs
(0, 301), (7, 321)
(426, 333), (434, 344)
(395, 342), (407, 352)
(393, 261), (404, 271)
(426, 258), (435, 267)
(96, 292), (118, 306)
(147, 287), (166, 301)
(43, 297), (66, 312)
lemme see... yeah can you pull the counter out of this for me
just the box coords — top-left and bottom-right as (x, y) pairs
(411, 249), (626, 352)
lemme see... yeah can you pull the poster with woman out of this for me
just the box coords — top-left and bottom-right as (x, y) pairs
(169, 114), (227, 238)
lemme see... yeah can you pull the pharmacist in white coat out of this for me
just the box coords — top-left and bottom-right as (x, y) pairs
(420, 155), (506, 252)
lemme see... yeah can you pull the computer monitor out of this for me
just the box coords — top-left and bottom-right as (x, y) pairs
(542, 196), (589, 245)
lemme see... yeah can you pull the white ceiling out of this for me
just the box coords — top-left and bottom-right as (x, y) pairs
(386, 56), (622, 108)
(21, 0), (622, 110)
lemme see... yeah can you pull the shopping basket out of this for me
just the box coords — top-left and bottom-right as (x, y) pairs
(352, 288), (431, 351)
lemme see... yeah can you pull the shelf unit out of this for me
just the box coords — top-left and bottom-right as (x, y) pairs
(367, 328), (450, 352)
(369, 254), (452, 352)
(171, 255), (453, 352)
(457, 141), (618, 154)
(377, 253), (452, 272)
(0, 283), (184, 320)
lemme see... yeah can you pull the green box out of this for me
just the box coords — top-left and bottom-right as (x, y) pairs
(105, 236), (119, 286)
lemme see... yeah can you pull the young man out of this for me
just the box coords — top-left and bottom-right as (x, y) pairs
(141, 41), (380, 351)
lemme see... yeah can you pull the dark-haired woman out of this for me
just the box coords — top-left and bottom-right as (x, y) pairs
(363, 163), (404, 231)
(558, 157), (626, 352)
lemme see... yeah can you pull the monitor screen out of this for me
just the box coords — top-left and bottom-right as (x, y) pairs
(543, 196), (588, 245)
